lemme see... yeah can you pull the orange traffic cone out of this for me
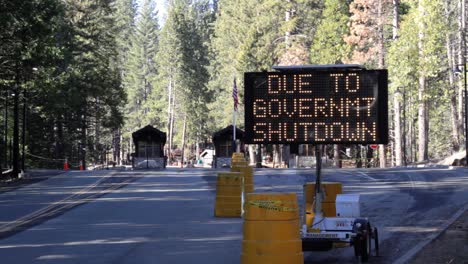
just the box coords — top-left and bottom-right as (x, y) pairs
(64, 159), (69, 171)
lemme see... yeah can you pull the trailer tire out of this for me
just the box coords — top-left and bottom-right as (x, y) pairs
(353, 231), (370, 262)
(360, 232), (369, 262)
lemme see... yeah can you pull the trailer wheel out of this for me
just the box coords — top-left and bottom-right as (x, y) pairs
(360, 232), (370, 262)
(353, 230), (370, 262)
(373, 227), (380, 257)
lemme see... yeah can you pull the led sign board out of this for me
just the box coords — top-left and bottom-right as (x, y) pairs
(244, 69), (388, 144)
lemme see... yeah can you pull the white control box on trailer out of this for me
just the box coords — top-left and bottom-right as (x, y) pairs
(336, 194), (361, 217)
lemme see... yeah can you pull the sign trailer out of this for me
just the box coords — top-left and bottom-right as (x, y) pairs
(244, 65), (387, 262)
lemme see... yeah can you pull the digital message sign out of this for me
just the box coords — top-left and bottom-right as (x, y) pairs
(244, 69), (388, 144)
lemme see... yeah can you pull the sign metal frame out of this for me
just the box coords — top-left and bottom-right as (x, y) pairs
(244, 68), (388, 145)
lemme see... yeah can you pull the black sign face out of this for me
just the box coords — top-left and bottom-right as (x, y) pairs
(244, 69), (388, 144)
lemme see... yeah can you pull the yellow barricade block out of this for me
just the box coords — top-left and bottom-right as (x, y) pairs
(215, 206), (242, 217)
(242, 192), (303, 264)
(216, 185), (242, 196)
(242, 220), (300, 240)
(216, 195), (242, 204)
(244, 184), (254, 193)
(215, 172), (243, 217)
(217, 172), (242, 186)
(242, 240), (302, 255)
(232, 152), (245, 159)
(232, 161), (248, 168)
(244, 193), (299, 221)
(241, 252), (303, 264)
(239, 166), (253, 178)
(304, 182), (342, 203)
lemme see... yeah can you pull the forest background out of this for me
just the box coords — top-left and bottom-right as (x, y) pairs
(0, 0), (466, 169)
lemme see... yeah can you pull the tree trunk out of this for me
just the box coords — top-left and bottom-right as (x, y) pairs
(256, 144), (262, 168)
(3, 87), (8, 168)
(180, 114), (187, 168)
(366, 147), (373, 168)
(377, 0), (386, 168)
(169, 80), (176, 163)
(282, 144), (289, 168)
(394, 89), (403, 166)
(356, 145), (362, 168)
(285, 0), (291, 47)
(445, 25), (460, 151)
(196, 133), (200, 162)
(417, 74), (428, 161)
(81, 115), (87, 170)
(417, 1), (428, 162)
(408, 104), (414, 163)
(392, 0), (399, 39)
(119, 132), (123, 165)
(333, 144), (341, 168)
(457, 0), (465, 132)
(248, 144), (256, 165)
(167, 78), (173, 159)
(392, 0), (403, 166)
(272, 144), (281, 167)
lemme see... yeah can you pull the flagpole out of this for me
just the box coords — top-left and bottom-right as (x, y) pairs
(233, 108), (236, 153)
(232, 77), (238, 153)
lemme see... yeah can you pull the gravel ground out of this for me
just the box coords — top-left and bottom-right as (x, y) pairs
(409, 208), (468, 264)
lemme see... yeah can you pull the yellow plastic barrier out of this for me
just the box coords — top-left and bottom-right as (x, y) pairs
(232, 152), (244, 159)
(215, 172), (243, 217)
(231, 156), (254, 193)
(241, 193), (303, 264)
(304, 182), (342, 229)
(231, 161), (248, 168)
(243, 219), (300, 240)
(239, 166), (254, 193)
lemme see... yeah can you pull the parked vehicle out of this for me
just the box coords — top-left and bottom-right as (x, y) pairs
(199, 149), (214, 168)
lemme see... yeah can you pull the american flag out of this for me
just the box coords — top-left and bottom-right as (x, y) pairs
(233, 78), (238, 111)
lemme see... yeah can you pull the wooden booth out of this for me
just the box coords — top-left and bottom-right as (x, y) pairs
(212, 125), (245, 168)
(132, 125), (167, 169)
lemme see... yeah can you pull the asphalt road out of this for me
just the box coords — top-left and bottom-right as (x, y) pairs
(0, 167), (467, 264)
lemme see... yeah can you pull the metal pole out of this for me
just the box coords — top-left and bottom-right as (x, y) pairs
(314, 145), (322, 216)
(232, 111), (237, 153)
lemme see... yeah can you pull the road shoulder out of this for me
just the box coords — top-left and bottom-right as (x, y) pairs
(408, 206), (468, 264)
(0, 170), (64, 194)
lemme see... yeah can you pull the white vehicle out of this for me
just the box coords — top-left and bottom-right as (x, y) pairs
(199, 149), (214, 168)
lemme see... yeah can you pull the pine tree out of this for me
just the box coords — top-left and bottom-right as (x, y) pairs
(123, 0), (160, 134)
(388, 0), (448, 162)
(310, 0), (350, 64)
(157, 0), (213, 160)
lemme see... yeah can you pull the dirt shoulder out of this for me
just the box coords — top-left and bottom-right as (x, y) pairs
(409, 209), (468, 264)
(0, 169), (64, 193)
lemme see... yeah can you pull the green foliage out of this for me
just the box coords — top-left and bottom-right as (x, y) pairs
(1, 0), (463, 168)
(387, 0), (452, 160)
(1, 0), (127, 169)
(310, 0), (350, 64)
(123, 0), (160, 136)
(156, 0), (213, 146)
